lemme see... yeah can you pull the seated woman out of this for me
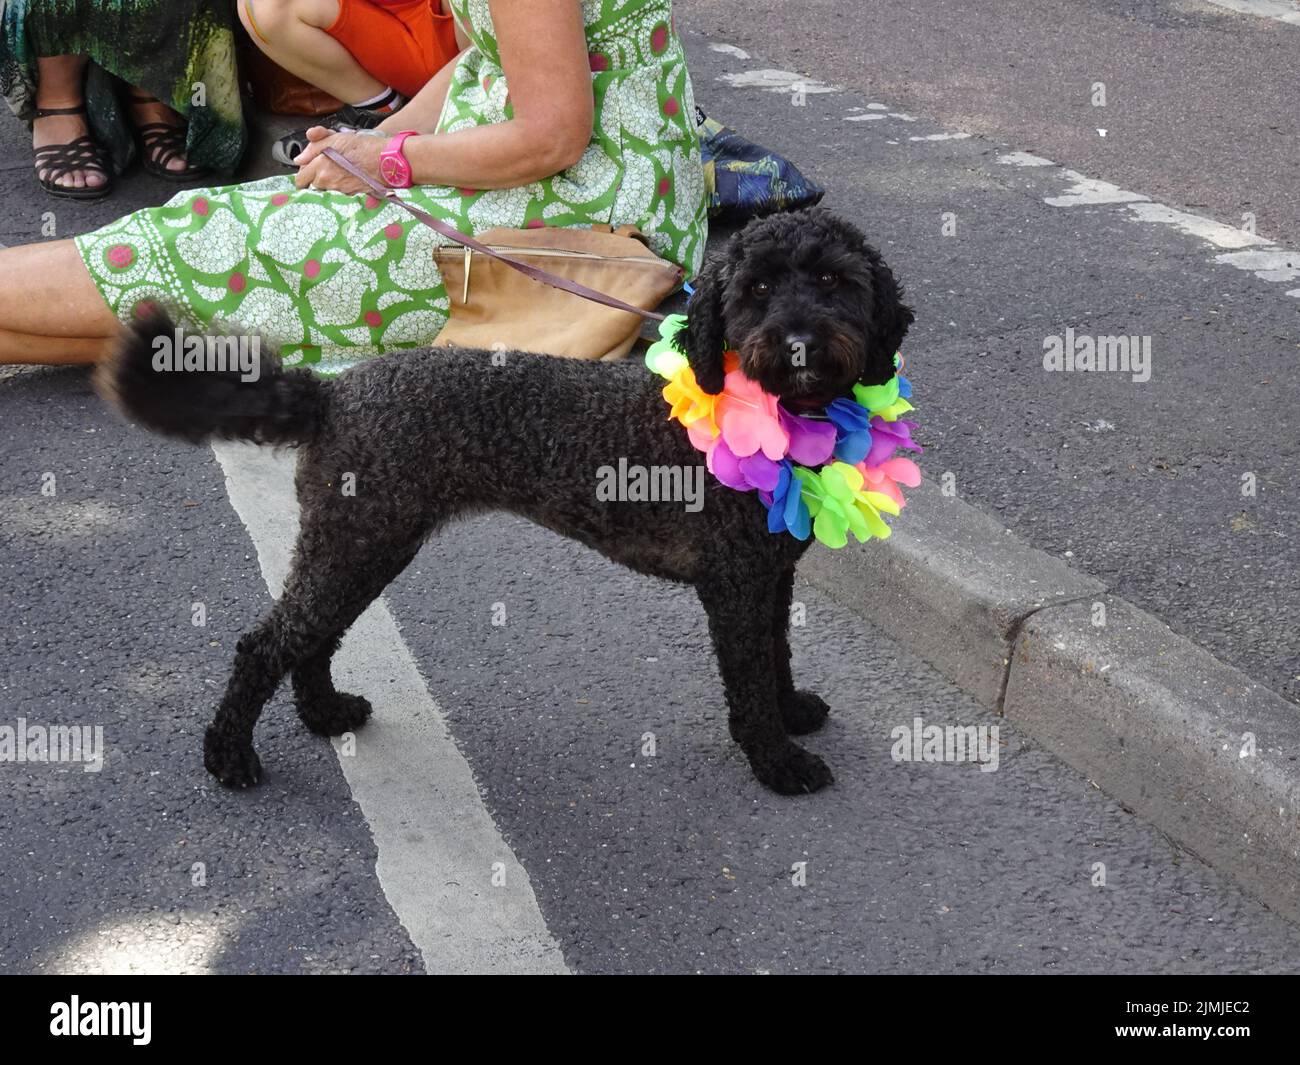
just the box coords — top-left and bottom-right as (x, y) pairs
(0, 0), (706, 372)
(0, 1), (246, 199)
(237, 0), (465, 163)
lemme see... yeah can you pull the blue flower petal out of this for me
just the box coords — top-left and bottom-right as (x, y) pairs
(764, 462), (793, 533)
(767, 499), (788, 534)
(826, 397), (871, 434)
(783, 475), (812, 540)
(833, 428), (872, 465)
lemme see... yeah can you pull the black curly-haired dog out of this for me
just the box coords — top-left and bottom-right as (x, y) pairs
(97, 207), (913, 795)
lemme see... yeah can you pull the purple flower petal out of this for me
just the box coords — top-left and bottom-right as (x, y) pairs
(778, 407), (837, 466)
(739, 451), (781, 492)
(708, 437), (753, 490)
(866, 416), (924, 465)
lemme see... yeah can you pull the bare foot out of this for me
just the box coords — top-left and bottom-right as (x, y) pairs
(32, 102), (108, 190)
(127, 92), (194, 174)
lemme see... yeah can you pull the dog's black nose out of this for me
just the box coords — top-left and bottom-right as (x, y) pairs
(785, 332), (815, 357)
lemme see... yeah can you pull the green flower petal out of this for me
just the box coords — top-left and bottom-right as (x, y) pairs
(820, 465), (856, 501)
(853, 375), (900, 413)
(813, 506), (849, 548)
(645, 313), (691, 377)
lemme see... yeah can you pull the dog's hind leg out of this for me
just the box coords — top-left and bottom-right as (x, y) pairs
(770, 564), (831, 736)
(204, 523), (424, 788)
(289, 536), (423, 736)
(292, 632), (368, 737)
(696, 575), (834, 795)
(203, 607), (306, 788)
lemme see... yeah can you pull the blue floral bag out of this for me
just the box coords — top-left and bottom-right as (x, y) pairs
(696, 107), (826, 221)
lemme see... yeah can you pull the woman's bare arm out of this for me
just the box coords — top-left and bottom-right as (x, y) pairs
(295, 0), (594, 193)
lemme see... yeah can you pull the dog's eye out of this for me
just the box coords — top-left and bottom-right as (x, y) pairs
(818, 272), (838, 287)
(752, 280), (771, 298)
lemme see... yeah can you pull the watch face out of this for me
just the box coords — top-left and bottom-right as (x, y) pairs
(380, 156), (406, 186)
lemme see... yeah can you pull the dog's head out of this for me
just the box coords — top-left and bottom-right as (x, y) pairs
(681, 208), (914, 407)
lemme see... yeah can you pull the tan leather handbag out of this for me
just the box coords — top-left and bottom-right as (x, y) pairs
(321, 148), (680, 361)
(433, 224), (683, 360)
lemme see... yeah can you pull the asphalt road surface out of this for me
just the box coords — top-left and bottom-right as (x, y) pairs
(3, 1), (1299, 974)
(687, 0), (1300, 706)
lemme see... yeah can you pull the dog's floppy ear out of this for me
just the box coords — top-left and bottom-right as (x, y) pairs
(681, 259), (728, 395)
(865, 253), (915, 381)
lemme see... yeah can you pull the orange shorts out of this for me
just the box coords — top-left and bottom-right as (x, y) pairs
(325, 1), (460, 99)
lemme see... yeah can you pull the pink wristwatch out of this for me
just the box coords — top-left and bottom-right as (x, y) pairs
(378, 130), (418, 189)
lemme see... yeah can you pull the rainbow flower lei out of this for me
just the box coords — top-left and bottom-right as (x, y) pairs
(645, 314), (922, 548)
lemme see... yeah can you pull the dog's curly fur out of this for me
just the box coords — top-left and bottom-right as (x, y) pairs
(97, 207), (913, 796)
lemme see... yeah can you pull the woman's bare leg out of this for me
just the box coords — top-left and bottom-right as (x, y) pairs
(237, 0), (385, 104)
(0, 329), (110, 365)
(0, 240), (119, 363)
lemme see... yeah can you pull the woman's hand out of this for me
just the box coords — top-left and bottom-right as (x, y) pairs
(293, 127), (385, 193)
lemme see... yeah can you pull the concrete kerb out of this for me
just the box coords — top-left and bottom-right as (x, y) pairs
(1005, 596), (1300, 923)
(800, 479), (1106, 710)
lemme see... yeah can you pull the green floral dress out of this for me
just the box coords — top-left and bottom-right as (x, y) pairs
(75, 0), (707, 374)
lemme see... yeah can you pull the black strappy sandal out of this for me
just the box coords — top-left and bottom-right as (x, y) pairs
(127, 91), (209, 181)
(31, 105), (113, 201)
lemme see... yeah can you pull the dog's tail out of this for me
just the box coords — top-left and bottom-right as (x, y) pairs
(95, 310), (328, 447)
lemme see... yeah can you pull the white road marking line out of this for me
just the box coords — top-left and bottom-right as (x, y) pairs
(717, 69), (841, 93)
(1128, 202), (1272, 250)
(857, 87), (1300, 289)
(711, 38), (1299, 296)
(996, 151), (1054, 167)
(1043, 170), (1149, 206)
(212, 441), (569, 975)
(845, 105), (905, 123)
(994, 151), (1281, 258)
(1038, 168), (1291, 279)
(708, 42), (751, 59)
(1201, 0), (1300, 25)
(1026, 162), (1279, 255)
(1214, 249), (1300, 282)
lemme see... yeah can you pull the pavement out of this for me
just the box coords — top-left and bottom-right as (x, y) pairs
(3, 0), (1300, 974)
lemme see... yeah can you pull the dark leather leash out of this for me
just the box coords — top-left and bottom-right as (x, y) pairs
(321, 146), (673, 322)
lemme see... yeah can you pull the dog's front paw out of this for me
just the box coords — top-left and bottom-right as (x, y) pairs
(750, 741), (834, 795)
(297, 692), (372, 737)
(204, 727), (262, 788)
(781, 690), (830, 735)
